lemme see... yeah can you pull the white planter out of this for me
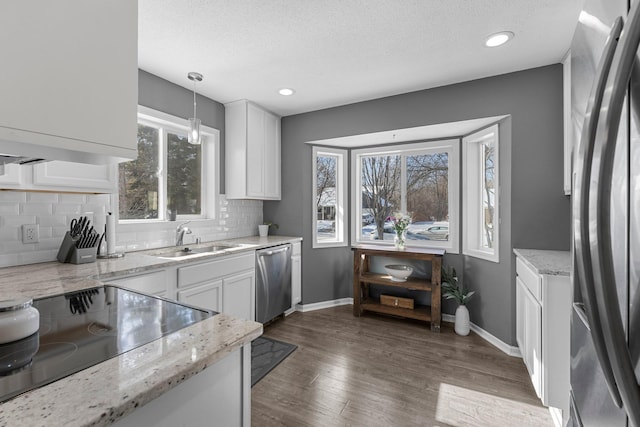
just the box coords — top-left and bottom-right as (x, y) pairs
(454, 305), (470, 336)
(258, 224), (269, 237)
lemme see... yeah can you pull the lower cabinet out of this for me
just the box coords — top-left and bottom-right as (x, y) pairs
(105, 269), (170, 298)
(177, 252), (255, 320)
(515, 256), (571, 418)
(178, 279), (223, 312)
(291, 242), (302, 308)
(222, 271), (254, 320)
(114, 345), (250, 427)
(516, 276), (542, 397)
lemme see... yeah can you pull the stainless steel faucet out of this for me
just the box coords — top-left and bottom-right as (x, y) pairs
(176, 221), (192, 246)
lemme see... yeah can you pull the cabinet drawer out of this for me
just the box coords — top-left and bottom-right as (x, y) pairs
(516, 257), (541, 301)
(108, 270), (167, 296)
(178, 252), (254, 288)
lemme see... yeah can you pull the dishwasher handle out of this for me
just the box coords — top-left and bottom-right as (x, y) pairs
(258, 246), (290, 257)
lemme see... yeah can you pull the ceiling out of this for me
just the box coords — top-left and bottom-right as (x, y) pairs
(139, 0), (583, 117)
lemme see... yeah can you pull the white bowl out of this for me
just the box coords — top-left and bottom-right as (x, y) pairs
(384, 264), (413, 282)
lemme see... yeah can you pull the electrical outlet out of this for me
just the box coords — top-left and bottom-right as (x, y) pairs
(22, 224), (39, 243)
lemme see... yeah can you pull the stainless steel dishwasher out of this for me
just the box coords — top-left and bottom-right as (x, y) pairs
(255, 244), (292, 323)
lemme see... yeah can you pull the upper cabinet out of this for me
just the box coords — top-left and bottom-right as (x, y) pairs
(0, 161), (117, 193)
(225, 100), (281, 200)
(0, 1), (138, 164)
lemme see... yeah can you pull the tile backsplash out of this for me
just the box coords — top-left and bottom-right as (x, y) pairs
(0, 192), (262, 268)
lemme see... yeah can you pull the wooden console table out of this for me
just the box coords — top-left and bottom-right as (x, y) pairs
(352, 245), (444, 332)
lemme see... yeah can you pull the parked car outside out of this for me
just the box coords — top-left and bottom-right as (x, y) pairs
(361, 213), (374, 225)
(415, 223), (449, 240)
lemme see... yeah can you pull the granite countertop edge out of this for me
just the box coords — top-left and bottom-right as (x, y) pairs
(0, 235), (300, 426)
(513, 248), (571, 276)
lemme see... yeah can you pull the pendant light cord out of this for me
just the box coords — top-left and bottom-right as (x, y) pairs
(193, 79), (197, 119)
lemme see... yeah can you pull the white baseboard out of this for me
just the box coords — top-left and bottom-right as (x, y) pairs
(297, 298), (354, 313)
(443, 314), (520, 356)
(295, 300), (520, 358)
(470, 322), (521, 357)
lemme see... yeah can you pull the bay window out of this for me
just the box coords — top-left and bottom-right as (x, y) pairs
(352, 139), (460, 252)
(312, 146), (347, 248)
(463, 124), (499, 262)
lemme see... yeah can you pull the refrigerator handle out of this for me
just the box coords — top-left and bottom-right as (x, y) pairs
(573, 16), (624, 408)
(590, 3), (640, 425)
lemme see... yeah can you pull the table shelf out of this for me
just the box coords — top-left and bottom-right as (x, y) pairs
(361, 299), (432, 322)
(352, 245), (444, 332)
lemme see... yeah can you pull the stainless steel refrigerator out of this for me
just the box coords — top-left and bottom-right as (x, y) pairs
(571, 0), (640, 425)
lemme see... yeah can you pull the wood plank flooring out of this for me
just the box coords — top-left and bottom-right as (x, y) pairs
(252, 305), (553, 427)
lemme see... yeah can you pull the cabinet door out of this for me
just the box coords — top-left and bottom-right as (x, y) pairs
(222, 271), (255, 321)
(263, 111), (281, 199)
(32, 161), (117, 193)
(0, 164), (21, 185)
(0, 1), (137, 160)
(178, 280), (223, 312)
(516, 277), (525, 351)
(291, 254), (301, 306)
(246, 103), (265, 197)
(523, 285), (543, 398)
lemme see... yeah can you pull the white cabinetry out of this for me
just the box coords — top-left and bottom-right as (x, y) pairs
(114, 346), (250, 427)
(515, 256), (571, 415)
(0, 161), (118, 193)
(177, 252), (255, 320)
(223, 271), (255, 320)
(291, 242), (302, 308)
(178, 280), (223, 312)
(225, 100), (281, 200)
(0, 1), (138, 163)
(106, 269), (170, 298)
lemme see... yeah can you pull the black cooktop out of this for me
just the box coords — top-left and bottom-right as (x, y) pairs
(0, 285), (214, 403)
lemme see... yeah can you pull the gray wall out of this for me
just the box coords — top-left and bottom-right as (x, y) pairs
(138, 70), (227, 193)
(265, 64), (570, 345)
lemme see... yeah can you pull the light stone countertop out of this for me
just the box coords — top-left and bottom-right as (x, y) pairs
(513, 248), (571, 276)
(0, 235), (301, 426)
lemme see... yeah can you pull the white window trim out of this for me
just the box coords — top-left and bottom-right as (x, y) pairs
(118, 105), (220, 224)
(351, 139), (460, 253)
(462, 124), (499, 262)
(312, 146), (348, 248)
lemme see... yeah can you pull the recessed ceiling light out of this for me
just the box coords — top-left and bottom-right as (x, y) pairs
(278, 88), (295, 96)
(485, 31), (514, 48)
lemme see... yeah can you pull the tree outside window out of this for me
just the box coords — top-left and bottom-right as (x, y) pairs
(119, 120), (203, 221)
(353, 140), (459, 252)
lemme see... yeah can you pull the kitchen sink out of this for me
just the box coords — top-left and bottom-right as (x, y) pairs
(150, 244), (236, 258)
(191, 244), (235, 253)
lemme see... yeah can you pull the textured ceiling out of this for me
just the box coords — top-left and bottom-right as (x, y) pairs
(139, 0), (583, 117)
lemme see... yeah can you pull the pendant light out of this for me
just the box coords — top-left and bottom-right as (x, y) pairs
(187, 72), (203, 145)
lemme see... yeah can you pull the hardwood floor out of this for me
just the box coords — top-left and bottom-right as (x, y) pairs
(252, 305), (553, 427)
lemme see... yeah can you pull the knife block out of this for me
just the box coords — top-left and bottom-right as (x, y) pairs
(56, 232), (97, 264)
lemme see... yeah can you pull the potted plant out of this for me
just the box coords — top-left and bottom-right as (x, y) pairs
(441, 265), (475, 336)
(258, 222), (278, 237)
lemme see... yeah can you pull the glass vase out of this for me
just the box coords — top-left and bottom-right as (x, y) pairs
(394, 229), (407, 250)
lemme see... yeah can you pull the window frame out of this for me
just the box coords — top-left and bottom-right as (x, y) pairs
(350, 139), (460, 253)
(462, 124), (499, 262)
(312, 146), (348, 248)
(118, 106), (219, 224)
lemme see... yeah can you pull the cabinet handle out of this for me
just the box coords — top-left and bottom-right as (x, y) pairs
(572, 15), (623, 408)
